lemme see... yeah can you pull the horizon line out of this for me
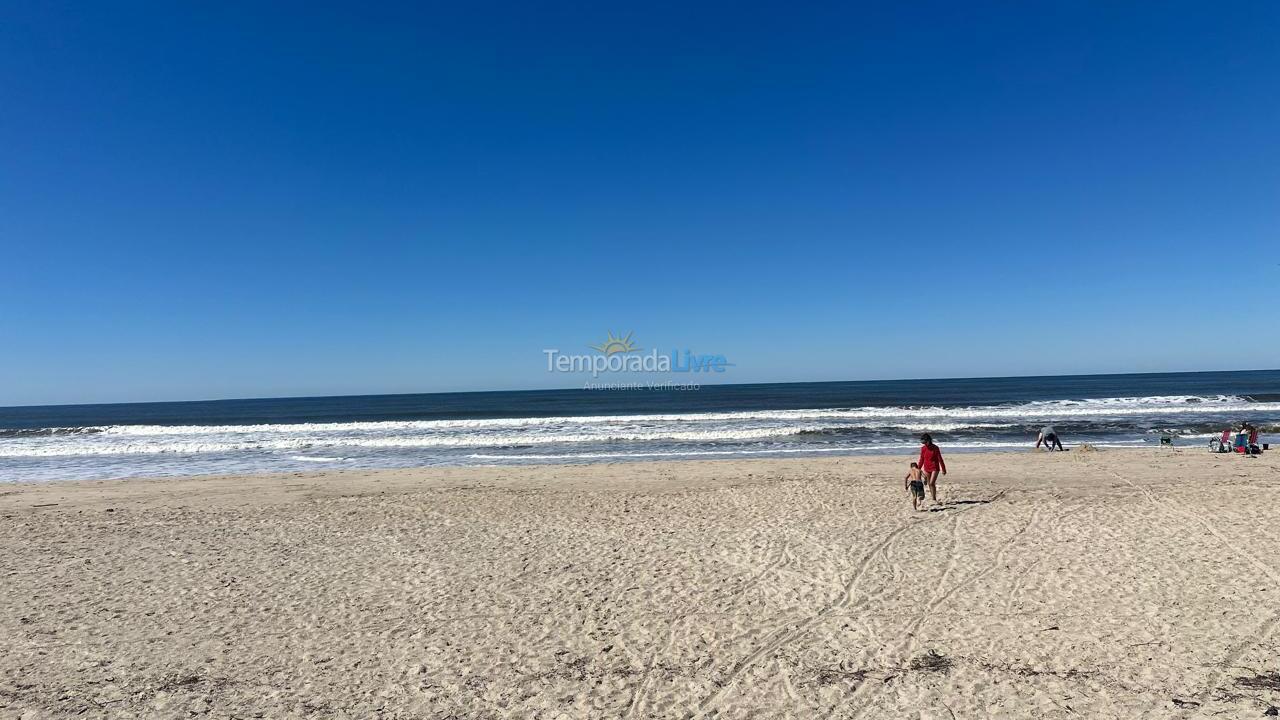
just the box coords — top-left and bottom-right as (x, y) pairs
(3, 366), (1278, 411)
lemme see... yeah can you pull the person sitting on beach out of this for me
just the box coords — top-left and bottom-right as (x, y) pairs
(917, 433), (946, 504)
(904, 461), (927, 511)
(1235, 422), (1263, 455)
(1234, 422), (1253, 452)
(1036, 424), (1064, 451)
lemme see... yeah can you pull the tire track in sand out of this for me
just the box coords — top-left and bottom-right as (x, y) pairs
(1105, 467), (1280, 709)
(625, 613), (685, 719)
(836, 504), (1042, 720)
(629, 537), (797, 718)
(691, 491), (1007, 719)
(978, 500), (1078, 659)
(688, 518), (920, 718)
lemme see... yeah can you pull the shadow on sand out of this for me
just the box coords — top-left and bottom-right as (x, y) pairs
(926, 498), (995, 512)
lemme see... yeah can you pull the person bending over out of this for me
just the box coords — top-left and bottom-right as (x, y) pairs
(1037, 425), (1064, 451)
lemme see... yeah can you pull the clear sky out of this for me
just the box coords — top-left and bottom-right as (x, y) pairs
(2, 2), (1278, 406)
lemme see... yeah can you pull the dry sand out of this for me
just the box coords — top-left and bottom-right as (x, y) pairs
(2, 449), (1279, 719)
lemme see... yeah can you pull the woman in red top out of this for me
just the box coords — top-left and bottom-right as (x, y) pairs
(917, 433), (947, 503)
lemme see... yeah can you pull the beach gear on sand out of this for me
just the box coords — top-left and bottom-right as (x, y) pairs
(1210, 429), (1233, 453)
(1247, 428), (1262, 455)
(1210, 426), (1265, 454)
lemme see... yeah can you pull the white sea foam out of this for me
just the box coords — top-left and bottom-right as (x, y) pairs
(0, 425), (968, 457)
(23, 394), (1279, 438)
(465, 439), (1151, 461)
(0, 393), (1271, 461)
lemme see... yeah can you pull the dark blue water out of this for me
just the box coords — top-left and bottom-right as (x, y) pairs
(5, 370), (1278, 429)
(2, 370), (1278, 482)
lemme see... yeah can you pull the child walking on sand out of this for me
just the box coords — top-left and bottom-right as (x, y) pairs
(904, 461), (926, 511)
(917, 433), (947, 504)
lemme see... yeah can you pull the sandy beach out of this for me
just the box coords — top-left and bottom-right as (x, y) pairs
(3, 449), (1279, 719)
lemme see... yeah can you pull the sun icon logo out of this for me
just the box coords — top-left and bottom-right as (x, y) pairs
(590, 331), (641, 356)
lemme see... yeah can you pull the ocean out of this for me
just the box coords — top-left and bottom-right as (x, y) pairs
(2, 370), (1278, 482)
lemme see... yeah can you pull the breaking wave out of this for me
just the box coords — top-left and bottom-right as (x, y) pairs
(1, 393), (1275, 481)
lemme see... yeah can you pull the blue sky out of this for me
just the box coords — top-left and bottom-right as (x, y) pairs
(2, 1), (1278, 406)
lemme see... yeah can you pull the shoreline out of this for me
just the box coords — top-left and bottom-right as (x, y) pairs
(0, 445), (1166, 495)
(0, 446), (1257, 508)
(0, 443), (1198, 491)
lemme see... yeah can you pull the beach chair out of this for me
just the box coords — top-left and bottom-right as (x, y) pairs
(1247, 428), (1263, 455)
(1209, 429), (1232, 453)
